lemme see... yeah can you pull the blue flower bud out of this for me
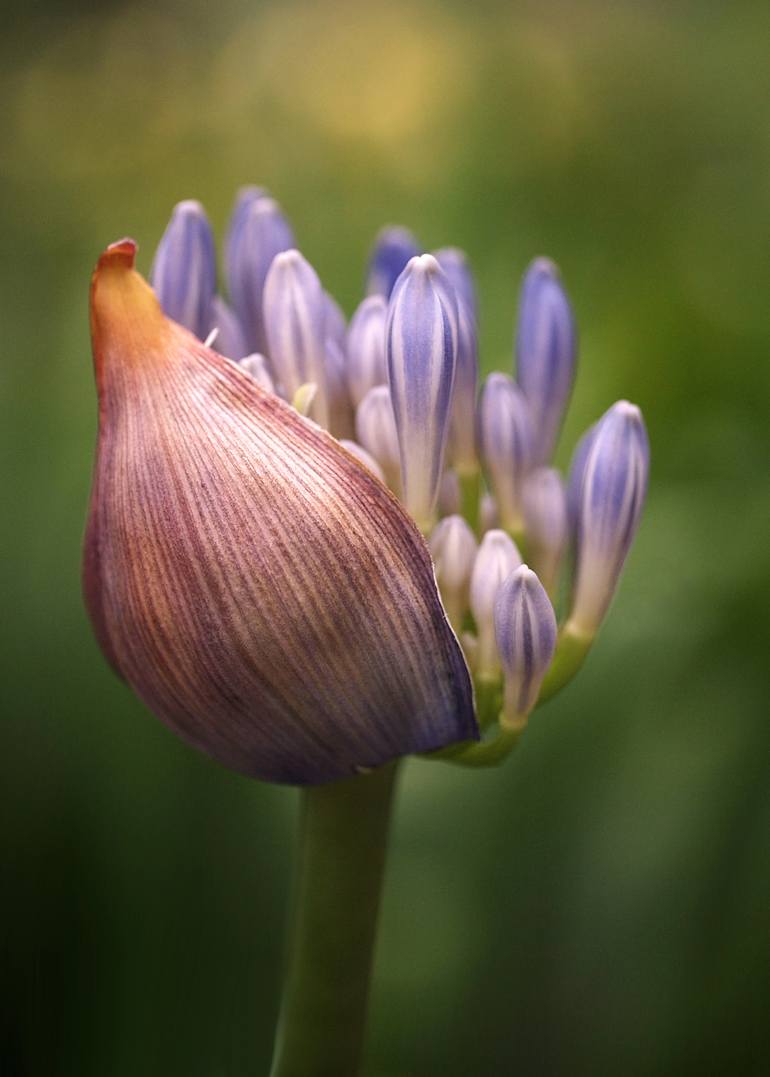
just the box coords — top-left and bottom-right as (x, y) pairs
(367, 225), (420, 299)
(324, 290), (347, 351)
(150, 200), (216, 340)
(429, 514), (478, 633)
(433, 247), (477, 322)
(226, 193), (294, 354)
(478, 373), (533, 534)
(438, 469), (461, 517)
(339, 440), (386, 484)
(447, 292), (479, 473)
(355, 385), (402, 494)
(569, 401), (649, 636)
(240, 353), (276, 394)
(522, 467), (568, 595)
(494, 565), (557, 726)
(263, 250), (329, 428)
(515, 257), (577, 465)
(386, 254), (458, 531)
(470, 529), (522, 678)
(346, 296), (388, 406)
(208, 295), (248, 361)
(566, 423), (596, 538)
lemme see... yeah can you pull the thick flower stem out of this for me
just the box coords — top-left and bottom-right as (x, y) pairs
(269, 763), (399, 1077)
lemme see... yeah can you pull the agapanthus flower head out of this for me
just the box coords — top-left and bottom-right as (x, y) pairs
(88, 189), (650, 782)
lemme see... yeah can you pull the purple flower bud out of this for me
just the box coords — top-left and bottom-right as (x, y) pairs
(433, 247), (477, 322)
(339, 440), (386, 484)
(470, 529), (522, 678)
(569, 401), (649, 636)
(324, 337), (355, 439)
(226, 193), (294, 354)
(429, 514), (478, 632)
(477, 373), (533, 534)
(150, 200), (216, 340)
(480, 493), (499, 533)
(522, 467), (568, 595)
(324, 291), (347, 351)
(386, 254), (458, 531)
(355, 385), (402, 494)
(447, 293), (479, 473)
(263, 250), (329, 428)
(566, 423), (597, 538)
(240, 353), (276, 394)
(346, 296), (388, 406)
(494, 565), (557, 725)
(515, 257), (577, 465)
(367, 225), (420, 299)
(438, 469), (462, 517)
(208, 295), (248, 361)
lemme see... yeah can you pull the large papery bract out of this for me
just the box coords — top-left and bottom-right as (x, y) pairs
(84, 240), (477, 785)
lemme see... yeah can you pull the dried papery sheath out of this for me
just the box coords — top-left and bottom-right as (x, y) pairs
(429, 515), (478, 633)
(84, 240), (477, 784)
(208, 295), (248, 361)
(346, 296), (388, 407)
(515, 258), (577, 465)
(522, 467), (568, 595)
(366, 225), (420, 299)
(386, 254), (458, 532)
(150, 200), (216, 340)
(240, 353), (276, 394)
(478, 373), (533, 535)
(226, 193), (294, 354)
(566, 423), (596, 538)
(355, 385), (402, 495)
(569, 400), (649, 636)
(447, 293), (479, 474)
(470, 529), (522, 678)
(263, 249), (330, 429)
(324, 337), (355, 440)
(494, 565), (557, 727)
(433, 247), (477, 323)
(339, 440), (386, 484)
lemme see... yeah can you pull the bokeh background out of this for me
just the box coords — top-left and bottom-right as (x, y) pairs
(2, 0), (769, 1074)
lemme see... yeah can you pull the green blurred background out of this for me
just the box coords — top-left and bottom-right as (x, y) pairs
(2, 0), (769, 1073)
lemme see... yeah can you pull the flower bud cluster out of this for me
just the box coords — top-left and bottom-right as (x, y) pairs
(89, 187), (649, 781)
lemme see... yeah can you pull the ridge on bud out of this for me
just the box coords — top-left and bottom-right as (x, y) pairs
(386, 253), (458, 532)
(84, 240), (477, 784)
(494, 565), (557, 726)
(150, 200), (216, 340)
(515, 257), (577, 465)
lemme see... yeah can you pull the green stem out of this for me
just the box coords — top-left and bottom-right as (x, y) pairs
(269, 764), (399, 1077)
(537, 620), (593, 705)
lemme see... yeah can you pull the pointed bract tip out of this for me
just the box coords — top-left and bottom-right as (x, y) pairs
(97, 238), (138, 272)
